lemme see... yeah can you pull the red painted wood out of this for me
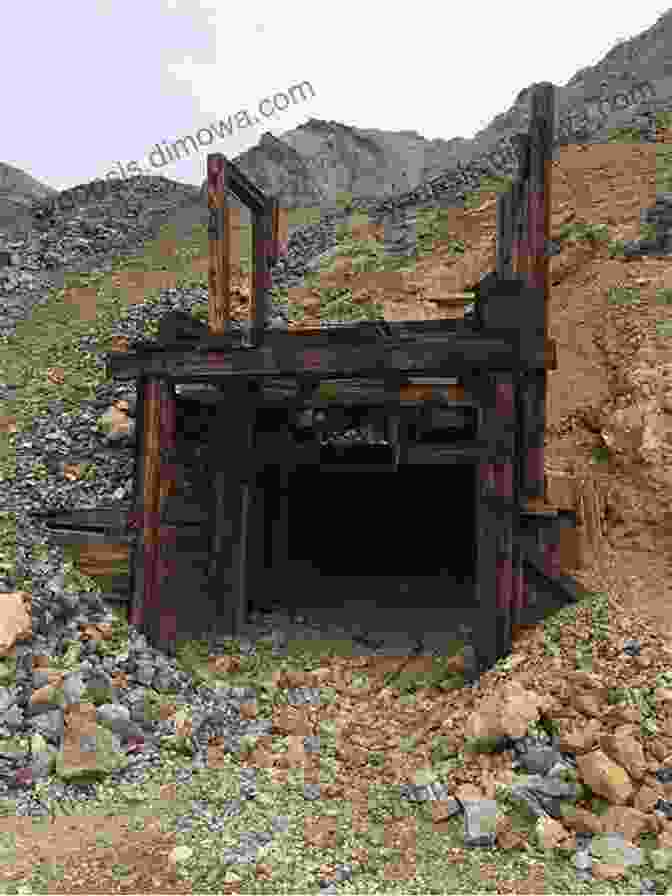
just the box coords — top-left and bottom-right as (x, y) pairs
(526, 190), (546, 291)
(158, 609), (178, 646)
(128, 510), (162, 530)
(479, 461), (495, 491)
(494, 461), (513, 499)
(545, 538), (561, 578)
(526, 445), (545, 493)
(205, 353), (234, 371)
(207, 154), (226, 193)
(495, 380), (515, 417)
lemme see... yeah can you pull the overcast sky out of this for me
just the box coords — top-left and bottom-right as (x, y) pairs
(5, 1), (670, 192)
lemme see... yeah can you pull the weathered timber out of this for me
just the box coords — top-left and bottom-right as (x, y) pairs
(127, 376), (179, 653)
(207, 379), (257, 637)
(521, 83), (554, 500)
(207, 155), (233, 335)
(496, 190), (514, 278)
(251, 200), (274, 346)
(470, 371), (520, 669)
(41, 530), (133, 547)
(106, 333), (543, 383)
(496, 132), (529, 279)
(206, 152), (279, 345)
(271, 197), (289, 265)
(217, 154), (268, 214)
(32, 505), (132, 535)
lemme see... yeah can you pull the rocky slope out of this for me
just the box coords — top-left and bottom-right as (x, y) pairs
(0, 161), (57, 236)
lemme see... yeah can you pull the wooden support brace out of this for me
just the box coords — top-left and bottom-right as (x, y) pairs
(207, 154), (232, 335)
(271, 199), (289, 264)
(251, 202), (274, 345)
(128, 376), (178, 651)
(208, 380), (257, 637)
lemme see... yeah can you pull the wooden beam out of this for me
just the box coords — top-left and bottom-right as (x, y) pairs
(208, 380), (257, 637)
(127, 377), (146, 628)
(251, 203), (273, 346)
(271, 198), (289, 265)
(107, 333), (532, 382)
(126, 377), (179, 652)
(510, 83), (554, 501)
(496, 190), (513, 278)
(207, 154), (233, 335)
(224, 154), (267, 214)
(136, 378), (163, 636)
(526, 84), (554, 315)
(471, 372), (519, 674)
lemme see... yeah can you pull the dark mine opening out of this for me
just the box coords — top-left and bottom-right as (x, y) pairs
(172, 392), (481, 640)
(286, 466), (477, 579)
(252, 398), (479, 635)
(256, 458), (479, 639)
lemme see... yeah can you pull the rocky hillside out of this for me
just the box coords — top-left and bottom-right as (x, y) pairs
(0, 162), (57, 235)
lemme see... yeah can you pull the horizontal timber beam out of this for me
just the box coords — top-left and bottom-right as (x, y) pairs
(107, 336), (544, 382)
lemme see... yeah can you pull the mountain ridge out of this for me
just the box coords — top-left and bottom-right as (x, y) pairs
(3, 8), (672, 236)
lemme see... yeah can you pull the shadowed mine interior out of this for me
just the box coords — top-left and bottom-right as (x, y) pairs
(166, 394), (480, 641)
(284, 465), (476, 579)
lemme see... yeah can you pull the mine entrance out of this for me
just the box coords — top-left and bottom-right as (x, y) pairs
(249, 399), (479, 636)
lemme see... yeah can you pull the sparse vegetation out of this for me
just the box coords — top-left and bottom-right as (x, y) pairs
(591, 444), (611, 464)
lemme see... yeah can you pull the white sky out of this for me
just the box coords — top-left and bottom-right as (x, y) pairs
(5, 1), (670, 192)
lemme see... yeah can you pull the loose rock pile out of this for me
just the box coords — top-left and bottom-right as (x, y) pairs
(1, 586), (671, 891)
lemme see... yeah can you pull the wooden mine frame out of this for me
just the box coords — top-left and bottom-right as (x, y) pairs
(46, 82), (586, 678)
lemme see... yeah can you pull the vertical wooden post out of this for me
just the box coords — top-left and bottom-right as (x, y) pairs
(271, 198), (289, 265)
(251, 201), (274, 346)
(156, 379), (179, 651)
(496, 190), (513, 278)
(207, 153), (232, 335)
(208, 379), (256, 637)
(471, 371), (518, 674)
(518, 83), (555, 500)
(511, 178), (529, 284)
(525, 85), (554, 325)
(128, 376), (178, 653)
(472, 372), (499, 675)
(128, 376), (147, 629)
(138, 377), (162, 638)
